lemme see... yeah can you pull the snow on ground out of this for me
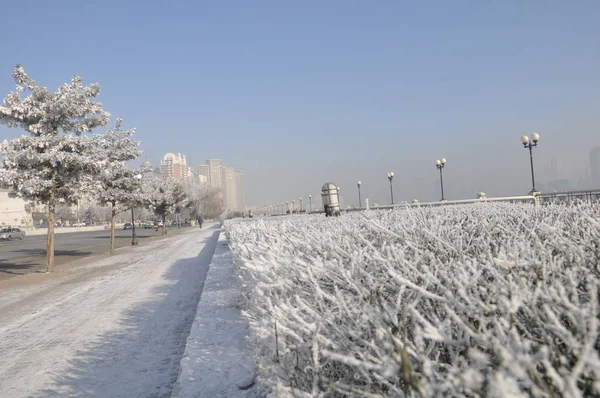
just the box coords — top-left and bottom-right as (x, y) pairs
(173, 232), (262, 398)
(0, 225), (220, 398)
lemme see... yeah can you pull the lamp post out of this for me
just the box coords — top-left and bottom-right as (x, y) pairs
(309, 195), (312, 213)
(300, 197), (303, 212)
(131, 174), (142, 246)
(357, 181), (362, 208)
(435, 158), (447, 201)
(521, 133), (540, 192)
(292, 200), (296, 213)
(286, 201), (289, 214)
(387, 172), (395, 205)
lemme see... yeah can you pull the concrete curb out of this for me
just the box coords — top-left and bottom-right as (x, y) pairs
(172, 230), (261, 398)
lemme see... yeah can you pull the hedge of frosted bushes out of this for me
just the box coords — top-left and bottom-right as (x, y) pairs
(226, 203), (600, 397)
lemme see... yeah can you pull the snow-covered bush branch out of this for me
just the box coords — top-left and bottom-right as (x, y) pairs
(226, 204), (600, 397)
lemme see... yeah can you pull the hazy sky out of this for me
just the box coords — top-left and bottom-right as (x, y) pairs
(1, 1), (599, 207)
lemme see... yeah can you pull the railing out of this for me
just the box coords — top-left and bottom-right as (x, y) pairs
(539, 189), (600, 205)
(266, 190), (600, 217)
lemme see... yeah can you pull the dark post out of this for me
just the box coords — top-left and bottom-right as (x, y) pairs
(131, 207), (138, 245)
(390, 182), (394, 205)
(521, 133), (540, 192)
(439, 167), (445, 201)
(436, 159), (446, 201)
(529, 145), (536, 191)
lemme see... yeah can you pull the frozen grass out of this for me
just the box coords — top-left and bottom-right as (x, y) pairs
(226, 203), (600, 398)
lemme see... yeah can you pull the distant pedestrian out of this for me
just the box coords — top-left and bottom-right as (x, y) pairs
(198, 216), (203, 228)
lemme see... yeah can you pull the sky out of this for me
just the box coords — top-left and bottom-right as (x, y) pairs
(1, 0), (599, 207)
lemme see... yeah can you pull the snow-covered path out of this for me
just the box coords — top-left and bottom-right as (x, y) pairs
(0, 225), (220, 398)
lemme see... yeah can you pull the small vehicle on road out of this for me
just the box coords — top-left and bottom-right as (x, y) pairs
(123, 223), (133, 230)
(0, 227), (25, 241)
(143, 223), (154, 229)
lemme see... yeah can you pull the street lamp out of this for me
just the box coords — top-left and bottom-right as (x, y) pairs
(286, 201), (289, 214)
(131, 174), (142, 246)
(435, 158), (447, 201)
(357, 181), (362, 208)
(309, 195), (312, 213)
(300, 197), (303, 212)
(521, 133), (540, 192)
(292, 200), (296, 213)
(387, 172), (395, 205)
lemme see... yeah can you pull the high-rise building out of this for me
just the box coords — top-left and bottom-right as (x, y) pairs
(591, 147), (600, 188)
(546, 158), (569, 192)
(161, 153), (194, 193)
(141, 160), (161, 186)
(207, 159), (223, 190)
(198, 164), (209, 179)
(198, 159), (244, 210)
(235, 171), (244, 211)
(549, 158), (561, 181)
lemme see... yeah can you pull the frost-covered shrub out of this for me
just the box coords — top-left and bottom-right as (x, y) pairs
(226, 203), (600, 398)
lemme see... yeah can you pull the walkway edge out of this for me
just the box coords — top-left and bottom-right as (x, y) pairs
(172, 229), (261, 398)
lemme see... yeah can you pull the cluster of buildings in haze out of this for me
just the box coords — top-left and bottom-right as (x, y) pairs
(543, 147), (600, 192)
(140, 153), (245, 212)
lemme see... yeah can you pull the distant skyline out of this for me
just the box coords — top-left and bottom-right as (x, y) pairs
(1, 1), (599, 207)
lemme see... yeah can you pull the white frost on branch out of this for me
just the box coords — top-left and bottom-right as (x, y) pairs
(142, 178), (189, 220)
(95, 117), (142, 209)
(226, 203), (600, 397)
(0, 65), (110, 205)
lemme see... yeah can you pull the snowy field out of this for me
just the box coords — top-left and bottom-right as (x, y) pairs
(226, 204), (600, 397)
(0, 226), (220, 398)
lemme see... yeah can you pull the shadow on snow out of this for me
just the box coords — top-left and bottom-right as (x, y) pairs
(32, 226), (220, 398)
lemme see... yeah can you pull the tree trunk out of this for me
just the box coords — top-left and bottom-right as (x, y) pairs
(46, 187), (56, 273)
(110, 204), (116, 255)
(162, 215), (167, 236)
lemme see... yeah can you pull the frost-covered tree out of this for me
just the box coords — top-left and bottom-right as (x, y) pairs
(95, 118), (141, 254)
(0, 65), (109, 272)
(55, 205), (74, 225)
(190, 186), (224, 220)
(143, 178), (189, 236)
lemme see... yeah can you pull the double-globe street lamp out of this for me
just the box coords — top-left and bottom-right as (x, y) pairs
(357, 181), (362, 208)
(521, 133), (540, 193)
(435, 158), (447, 201)
(387, 172), (395, 205)
(300, 197), (303, 212)
(309, 195), (312, 213)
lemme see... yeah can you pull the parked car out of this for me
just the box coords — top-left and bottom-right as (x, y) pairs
(123, 223), (132, 230)
(143, 223), (154, 229)
(0, 227), (25, 241)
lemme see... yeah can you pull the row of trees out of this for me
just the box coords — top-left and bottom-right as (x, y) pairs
(0, 65), (192, 271)
(53, 205), (155, 226)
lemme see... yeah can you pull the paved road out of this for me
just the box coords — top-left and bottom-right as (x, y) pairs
(0, 225), (193, 279)
(0, 226), (220, 397)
